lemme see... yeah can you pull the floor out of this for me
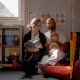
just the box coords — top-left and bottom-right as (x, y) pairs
(0, 67), (60, 80)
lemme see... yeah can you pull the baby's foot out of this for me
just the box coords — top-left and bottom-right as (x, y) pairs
(38, 62), (46, 73)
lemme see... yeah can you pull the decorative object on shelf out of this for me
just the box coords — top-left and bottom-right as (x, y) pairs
(9, 49), (19, 56)
(7, 49), (19, 64)
(3, 35), (19, 46)
(12, 60), (19, 68)
(3, 35), (15, 46)
(14, 35), (19, 45)
(0, 65), (3, 69)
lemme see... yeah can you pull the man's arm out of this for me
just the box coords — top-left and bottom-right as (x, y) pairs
(61, 42), (68, 51)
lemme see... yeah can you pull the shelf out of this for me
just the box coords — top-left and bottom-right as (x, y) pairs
(2, 45), (19, 48)
(0, 64), (12, 67)
(0, 25), (23, 67)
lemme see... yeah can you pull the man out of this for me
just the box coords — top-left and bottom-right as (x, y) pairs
(38, 18), (68, 74)
(44, 18), (68, 51)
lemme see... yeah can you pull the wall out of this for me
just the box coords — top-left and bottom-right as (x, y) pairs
(25, 0), (73, 42)
(74, 0), (80, 32)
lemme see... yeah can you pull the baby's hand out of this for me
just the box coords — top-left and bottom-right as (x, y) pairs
(49, 49), (53, 56)
(49, 49), (55, 56)
(49, 51), (52, 56)
(45, 42), (51, 48)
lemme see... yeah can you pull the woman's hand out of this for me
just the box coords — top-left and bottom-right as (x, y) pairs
(27, 48), (39, 52)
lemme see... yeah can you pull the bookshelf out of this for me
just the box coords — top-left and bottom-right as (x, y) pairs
(0, 25), (23, 67)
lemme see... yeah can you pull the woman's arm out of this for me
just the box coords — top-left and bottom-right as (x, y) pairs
(27, 48), (39, 52)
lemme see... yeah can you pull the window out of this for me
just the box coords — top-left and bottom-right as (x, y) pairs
(0, 0), (25, 25)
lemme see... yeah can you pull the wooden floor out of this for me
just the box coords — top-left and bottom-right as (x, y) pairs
(0, 67), (60, 80)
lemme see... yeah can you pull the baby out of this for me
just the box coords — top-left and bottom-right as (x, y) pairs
(45, 32), (62, 55)
(38, 32), (65, 73)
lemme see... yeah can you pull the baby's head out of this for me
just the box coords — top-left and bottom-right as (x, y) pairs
(51, 32), (59, 42)
(49, 42), (59, 50)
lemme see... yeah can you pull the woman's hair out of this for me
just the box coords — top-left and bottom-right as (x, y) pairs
(27, 18), (41, 29)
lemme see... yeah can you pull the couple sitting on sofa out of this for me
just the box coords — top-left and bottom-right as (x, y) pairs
(24, 32), (66, 74)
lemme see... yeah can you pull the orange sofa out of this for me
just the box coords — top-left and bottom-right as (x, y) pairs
(46, 65), (70, 80)
(46, 43), (70, 80)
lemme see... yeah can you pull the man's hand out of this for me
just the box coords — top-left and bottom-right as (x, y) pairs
(61, 42), (68, 51)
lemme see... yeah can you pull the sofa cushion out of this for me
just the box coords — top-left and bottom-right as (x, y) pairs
(73, 60), (80, 80)
(46, 66), (70, 80)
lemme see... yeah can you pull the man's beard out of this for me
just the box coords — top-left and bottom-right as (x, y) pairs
(48, 25), (56, 30)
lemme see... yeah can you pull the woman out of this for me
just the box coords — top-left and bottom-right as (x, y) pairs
(22, 18), (47, 75)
